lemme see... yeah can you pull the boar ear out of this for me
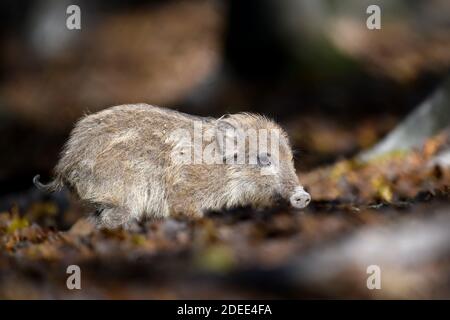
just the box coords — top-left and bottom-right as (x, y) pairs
(215, 115), (243, 160)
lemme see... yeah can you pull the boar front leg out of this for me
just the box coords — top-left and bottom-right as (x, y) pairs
(167, 187), (204, 218)
(169, 201), (204, 219)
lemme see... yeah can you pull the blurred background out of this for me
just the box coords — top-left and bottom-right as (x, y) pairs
(1, 0), (449, 186)
(0, 0), (450, 299)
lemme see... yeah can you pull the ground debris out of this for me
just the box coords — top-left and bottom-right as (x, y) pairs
(1, 132), (450, 299)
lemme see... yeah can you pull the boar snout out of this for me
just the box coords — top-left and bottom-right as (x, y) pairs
(289, 186), (311, 209)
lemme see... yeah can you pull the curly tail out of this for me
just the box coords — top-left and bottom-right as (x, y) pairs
(33, 175), (63, 193)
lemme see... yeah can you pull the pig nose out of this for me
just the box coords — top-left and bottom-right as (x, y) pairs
(290, 187), (311, 209)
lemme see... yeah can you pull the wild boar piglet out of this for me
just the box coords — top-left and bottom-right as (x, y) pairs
(34, 104), (310, 229)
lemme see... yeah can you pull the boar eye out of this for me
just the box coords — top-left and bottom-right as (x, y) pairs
(257, 153), (271, 167)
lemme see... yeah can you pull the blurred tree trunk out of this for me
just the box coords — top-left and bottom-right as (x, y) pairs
(360, 75), (450, 162)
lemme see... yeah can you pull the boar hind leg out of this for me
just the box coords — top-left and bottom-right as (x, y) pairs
(93, 206), (133, 230)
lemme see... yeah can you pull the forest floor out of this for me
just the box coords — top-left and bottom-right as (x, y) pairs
(1, 117), (450, 299)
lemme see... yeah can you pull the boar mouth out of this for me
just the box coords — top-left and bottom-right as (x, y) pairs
(257, 188), (311, 209)
(272, 192), (290, 207)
